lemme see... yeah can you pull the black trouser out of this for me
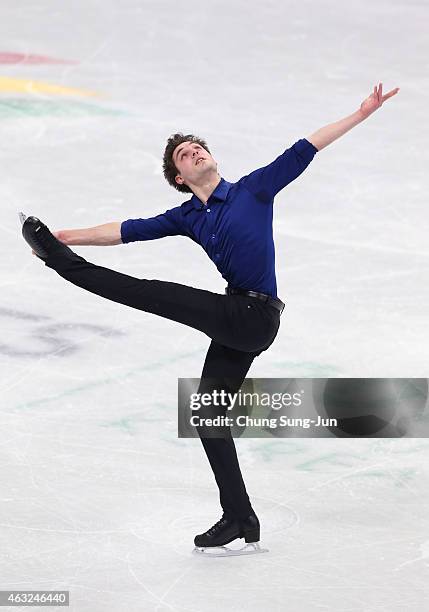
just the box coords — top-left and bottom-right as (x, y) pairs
(44, 248), (281, 521)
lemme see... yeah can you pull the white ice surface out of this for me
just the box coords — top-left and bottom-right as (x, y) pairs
(1, 0), (429, 610)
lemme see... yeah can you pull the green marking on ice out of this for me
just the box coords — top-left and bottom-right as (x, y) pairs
(100, 402), (171, 434)
(347, 467), (417, 487)
(270, 360), (342, 377)
(296, 452), (361, 471)
(251, 439), (306, 462)
(0, 98), (129, 118)
(12, 349), (202, 411)
(101, 416), (136, 435)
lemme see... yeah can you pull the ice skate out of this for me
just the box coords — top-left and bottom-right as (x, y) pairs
(193, 541), (268, 557)
(20, 213), (74, 261)
(193, 512), (268, 557)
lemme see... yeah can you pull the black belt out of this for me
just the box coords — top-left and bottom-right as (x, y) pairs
(225, 286), (285, 314)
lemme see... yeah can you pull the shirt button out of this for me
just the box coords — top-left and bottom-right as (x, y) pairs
(215, 253), (220, 259)
(206, 208), (211, 213)
(211, 234), (216, 239)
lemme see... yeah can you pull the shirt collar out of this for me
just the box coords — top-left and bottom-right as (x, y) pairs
(190, 178), (232, 210)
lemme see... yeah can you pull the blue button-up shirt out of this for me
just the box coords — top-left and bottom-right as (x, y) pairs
(121, 138), (318, 298)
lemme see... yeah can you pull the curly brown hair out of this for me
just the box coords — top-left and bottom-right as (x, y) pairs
(162, 132), (212, 194)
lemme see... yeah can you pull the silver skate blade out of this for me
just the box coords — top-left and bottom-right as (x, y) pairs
(18, 212), (27, 226)
(193, 542), (269, 557)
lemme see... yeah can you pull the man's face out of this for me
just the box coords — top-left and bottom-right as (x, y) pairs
(173, 141), (217, 188)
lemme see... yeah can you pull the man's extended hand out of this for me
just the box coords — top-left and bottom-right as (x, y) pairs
(359, 82), (400, 118)
(307, 82), (400, 151)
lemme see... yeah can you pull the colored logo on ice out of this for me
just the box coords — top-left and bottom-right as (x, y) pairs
(0, 51), (126, 117)
(0, 76), (98, 97)
(0, 52), (77, 65)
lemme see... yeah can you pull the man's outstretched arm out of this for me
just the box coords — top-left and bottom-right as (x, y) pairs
(306, 82), (400, 151)
(54, 222), (122, 246)
(53, 205), (187, 247)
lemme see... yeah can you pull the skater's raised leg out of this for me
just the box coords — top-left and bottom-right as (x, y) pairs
(22, 216), (279, 353)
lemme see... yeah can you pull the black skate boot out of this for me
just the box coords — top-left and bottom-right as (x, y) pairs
(21, 214), (74, 261)
(194, 512), (260, 548)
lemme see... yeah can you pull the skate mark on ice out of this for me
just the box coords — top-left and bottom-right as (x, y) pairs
(395, 540), (429, 570)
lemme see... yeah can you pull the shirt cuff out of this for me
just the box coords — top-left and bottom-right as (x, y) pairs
(120, 220), (134, 244)
(296, 138), (319, 156)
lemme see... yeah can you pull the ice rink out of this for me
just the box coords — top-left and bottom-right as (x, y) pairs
(1, 0), (428, 610)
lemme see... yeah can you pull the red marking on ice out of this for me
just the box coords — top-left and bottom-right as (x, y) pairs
(0, 52), (77, 65)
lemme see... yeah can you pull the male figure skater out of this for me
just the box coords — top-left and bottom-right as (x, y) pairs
(22, 83), (398, 555)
